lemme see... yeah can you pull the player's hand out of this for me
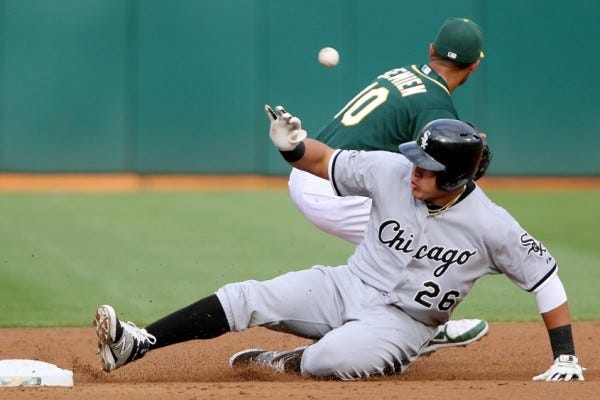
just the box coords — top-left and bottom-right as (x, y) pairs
(533, 355), (585, 382)
(265, 105), (307, 151)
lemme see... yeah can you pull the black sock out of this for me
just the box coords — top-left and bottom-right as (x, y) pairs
(145, 294), (230, 350)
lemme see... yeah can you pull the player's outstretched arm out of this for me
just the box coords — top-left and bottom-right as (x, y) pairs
(289, 138), (335, 180)
(532, 277), (585, 382)
(265, 104), (334, 180)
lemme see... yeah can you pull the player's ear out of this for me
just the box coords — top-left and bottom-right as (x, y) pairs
(429, 43), (436, 58)
(469, 60), (480, 73)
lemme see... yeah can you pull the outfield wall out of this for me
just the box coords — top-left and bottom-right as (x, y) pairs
(0, 0), (598, 175)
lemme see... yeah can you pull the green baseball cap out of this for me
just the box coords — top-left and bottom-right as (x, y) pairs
(434, 17), (484, 64)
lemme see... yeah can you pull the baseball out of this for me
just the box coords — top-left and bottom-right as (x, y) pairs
(318, 47), (339, 67)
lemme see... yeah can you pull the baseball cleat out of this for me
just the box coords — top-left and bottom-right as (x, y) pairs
(229, 346), (307, 374)
(93, 304), (156, 372)
(420, 319), (489, 356)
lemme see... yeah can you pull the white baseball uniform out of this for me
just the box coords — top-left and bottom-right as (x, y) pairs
(288, 167), (371, 244)
(216, 150), (557, 379)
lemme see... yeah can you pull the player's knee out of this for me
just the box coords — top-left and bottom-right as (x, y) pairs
(301, 339), (405, 380)
(301, 343), (346, 378)
(301, 342), (369, 380)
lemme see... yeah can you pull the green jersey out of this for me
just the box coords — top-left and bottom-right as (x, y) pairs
(316, 64), (458, 152)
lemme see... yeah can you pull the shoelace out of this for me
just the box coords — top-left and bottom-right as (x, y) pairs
(123, 321), (157, 345)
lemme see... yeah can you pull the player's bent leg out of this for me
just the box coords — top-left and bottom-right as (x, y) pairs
(93, 304), (156, 372)
(228, 340), (398, 379)
(230, 267), (437, 380)
(300, 305), (434, 380)
(420, 319), (489, 356)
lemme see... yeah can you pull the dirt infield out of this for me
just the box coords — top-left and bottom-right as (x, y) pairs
(0, 322), (597, 399)
(1, 173), (599, 192)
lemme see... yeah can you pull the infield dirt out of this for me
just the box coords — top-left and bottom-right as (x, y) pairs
(0, 322), (597, 400)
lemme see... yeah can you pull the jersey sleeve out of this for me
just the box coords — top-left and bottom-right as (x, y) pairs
(487, 209), (558, 292)
(329, 149), (409, 198)
(410, 109), (458, 140)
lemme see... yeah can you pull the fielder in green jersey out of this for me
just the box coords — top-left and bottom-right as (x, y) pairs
(287, 17), (490, 352)
(290, 17), (487, 244)
(317, 63), (459, 152)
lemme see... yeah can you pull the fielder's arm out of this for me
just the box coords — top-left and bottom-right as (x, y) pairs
(265, 104), (334, 180)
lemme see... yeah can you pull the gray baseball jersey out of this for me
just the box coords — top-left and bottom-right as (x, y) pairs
(216, 148), (557, 378)
(330, 149), (557, 326)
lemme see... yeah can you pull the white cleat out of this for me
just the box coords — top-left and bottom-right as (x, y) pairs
(93, 304), (156, 372)
(421, 319), (489, 355)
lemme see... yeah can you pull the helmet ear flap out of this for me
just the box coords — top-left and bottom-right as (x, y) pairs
(437, 171), (468, 191)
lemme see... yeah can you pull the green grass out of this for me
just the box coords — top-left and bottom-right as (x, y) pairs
(0, 190), (598, 327)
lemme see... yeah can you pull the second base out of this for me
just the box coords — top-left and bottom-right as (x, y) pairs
(0, 359), (73, 387)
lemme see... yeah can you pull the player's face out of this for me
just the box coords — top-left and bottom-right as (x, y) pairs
(409, 166), (454, 205)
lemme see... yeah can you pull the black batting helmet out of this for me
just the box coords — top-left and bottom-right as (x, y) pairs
(398, 119), (483, 191)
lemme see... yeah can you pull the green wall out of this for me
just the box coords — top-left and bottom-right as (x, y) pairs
(0, 0), (598, 175)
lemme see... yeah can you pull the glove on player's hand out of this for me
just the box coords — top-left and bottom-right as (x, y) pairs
(533, 355), (585, 382)
(265, 105), (307, 151)
(463, 122), (491, 181)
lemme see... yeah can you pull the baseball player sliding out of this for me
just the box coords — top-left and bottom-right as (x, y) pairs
(93, 106), (585, 381)
(287, 17), (492, 349)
